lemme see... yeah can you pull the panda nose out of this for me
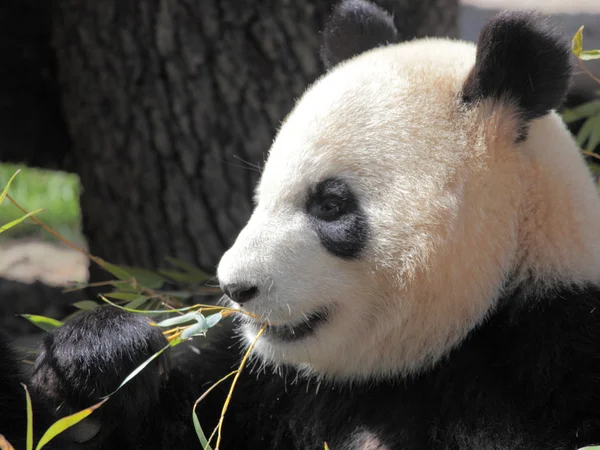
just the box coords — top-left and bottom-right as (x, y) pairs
(221, 283), (259, 304)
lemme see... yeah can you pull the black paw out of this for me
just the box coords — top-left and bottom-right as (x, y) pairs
(31, 306), (169, 422)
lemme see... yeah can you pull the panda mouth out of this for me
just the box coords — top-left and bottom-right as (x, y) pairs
(251, 308), (331, 342)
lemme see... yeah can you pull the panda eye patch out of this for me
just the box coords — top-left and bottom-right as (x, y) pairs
(307, 178), (356, 222)
(305, 178), (369, 260)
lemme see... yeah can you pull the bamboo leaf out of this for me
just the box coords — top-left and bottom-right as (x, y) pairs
(72, 301), (100, 311)
(159, 269), (211, 284)
(99, 262), (166, 289)
(577, 117), (596, 148)
(572, 26), (584, 57)
(99, 295), (197, 315)
(21, 315), (63, 332)
(156, 311), (201, 328)
(180, 319), (209, 339)
(21, 384), (33, 450)
(585, 116), (600, 151)
(34, 399), (107, 450)
(112, 282), (143, 293)
(103, 343), (171, 398)
(100, 261), (133, 282)
(192, 409), (214, 450)
(561, 100), (600, 124)
(205, 312), (223, 328)
(0, 170), (20, 206)
(124, 296), (150, 310)
(580, 49), (600, 60)
(0, 209), (44, 234)
(115, 266), (166, 289)
(165, 256), (211, 280)
(154, 290), (195, 300)
(105, 292), (147, 302)
(587, 162), (600, 176)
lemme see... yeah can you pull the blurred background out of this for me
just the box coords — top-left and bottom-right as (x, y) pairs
(0, 0), (598, 336)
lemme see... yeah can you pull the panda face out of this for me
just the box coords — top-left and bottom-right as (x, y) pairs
(218, 3), (599, 380)
(218, 40), (515, 378)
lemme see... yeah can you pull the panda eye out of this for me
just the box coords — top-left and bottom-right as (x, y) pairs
(306, 178), (356, 222)
(316, 198), (344, 220)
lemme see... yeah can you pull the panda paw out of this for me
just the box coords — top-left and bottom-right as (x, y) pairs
(30, 306), (169, 422)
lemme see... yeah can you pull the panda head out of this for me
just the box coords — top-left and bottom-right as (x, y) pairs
(217, 0), (600, 380)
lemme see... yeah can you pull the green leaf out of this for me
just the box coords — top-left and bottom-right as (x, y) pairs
(159, 269), (211, 284)
(0, 169), (20, 206)
(72, 301), (100, 311)
(324, 443), (331, 450)
(116, 266), (166, 289)
(585, 116), (600, 151)
(205, 312), (223, 328)
(103, 340), (181, 398)
(34, 399), (107, 450)
(572, 25), (584, 57)
(100, 261), (133, 281)
(192, 408), (214, 450)
(0, 209), (44, 234)
(112, 282), (143, 293)
(561, 100), (600, 123)
(587, 162), (600, 176)
(180, 319), (209, 339)
(165, 256), (212, 280)
(577, 117), (596, 148)
(99, 262), (166, 289)
(579, 447), (600, 450)
(155, 290), (195, 300)
(105, 292), (147, 302)
(156, 311), (201, 327)
(21, 314), (63, 332)
(581, 49), (600, 60)
(178, 313), (222, 339)
(21, 384), (33, 450)
(124, 296), (150, 310)
(99, 295), (198, 315)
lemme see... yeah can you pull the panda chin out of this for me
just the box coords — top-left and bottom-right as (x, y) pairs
(247, 307), (331, 342)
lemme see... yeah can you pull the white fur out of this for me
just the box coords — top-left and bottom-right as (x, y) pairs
(217, 38), (600, 381)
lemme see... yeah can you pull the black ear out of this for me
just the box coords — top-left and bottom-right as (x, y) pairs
(462, 11), (572, 127)
(321, 0), (398, 70)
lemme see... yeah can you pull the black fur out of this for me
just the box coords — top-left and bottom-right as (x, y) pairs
(462, 11), (572, 135)
(306, 177), (369, 259)
(9, 284), (600, 449)
(0, 334), (67, 449)
(321, 0), (398, 70)
(30, 307), (169, 447)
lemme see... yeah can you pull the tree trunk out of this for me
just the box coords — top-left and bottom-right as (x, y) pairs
(52, 0), (458, 277)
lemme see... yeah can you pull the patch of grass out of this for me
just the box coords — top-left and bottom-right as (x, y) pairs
(0, 163), (82, 242)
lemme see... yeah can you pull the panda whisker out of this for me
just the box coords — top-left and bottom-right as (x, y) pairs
(232, 154), (263, 173)
(216, 295), (230, 307)
(219, 156), (262, 174)
(267, 278), (276, 302)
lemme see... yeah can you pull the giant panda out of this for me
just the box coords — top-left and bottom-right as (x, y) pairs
(3, 1), (600, 449)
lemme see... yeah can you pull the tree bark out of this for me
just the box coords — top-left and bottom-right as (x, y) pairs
(51, 0), (458, 276)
